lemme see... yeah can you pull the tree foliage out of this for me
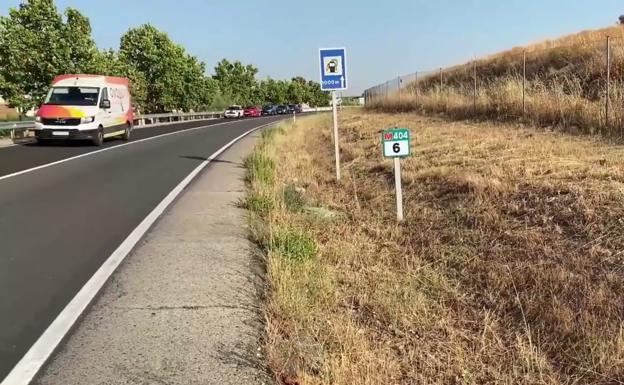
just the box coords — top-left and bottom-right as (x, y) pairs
(0, 1), (328, 115)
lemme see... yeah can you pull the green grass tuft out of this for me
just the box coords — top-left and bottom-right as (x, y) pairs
(270, 227), (317, 262)
(245, 151), (275, 185)
(245, 192), (274, 215)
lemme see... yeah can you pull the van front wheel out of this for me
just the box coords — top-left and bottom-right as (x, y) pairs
(92, 128), (104, 146)
(121, 124), (131, 141)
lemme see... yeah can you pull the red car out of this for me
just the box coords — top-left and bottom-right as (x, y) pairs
(243, 106), (262, 117)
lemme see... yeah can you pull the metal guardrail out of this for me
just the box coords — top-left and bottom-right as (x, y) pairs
(0, 111), (224, 141)
(0, 108), (339, 142)
(134, 111), (223, 127)
(0, 121), (34, 130)
(304, 107), (332, 112)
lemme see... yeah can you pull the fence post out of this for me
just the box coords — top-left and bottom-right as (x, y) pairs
(415, 71), (419, 107)
(439, 67), (443, 92)
(522, 50), (527, 117)
(606, 35), (611, 130)
(473, 59), (477, 113)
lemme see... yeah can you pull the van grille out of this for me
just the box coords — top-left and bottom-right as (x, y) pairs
(41, 118), (81, 126)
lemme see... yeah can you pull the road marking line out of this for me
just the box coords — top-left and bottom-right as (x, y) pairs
(0, 120), (278, 385)
(0, 117), (277, 182)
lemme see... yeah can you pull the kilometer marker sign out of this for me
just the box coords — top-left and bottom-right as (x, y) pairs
(382, 128), (410, 158)
(381, 128), (411, 221)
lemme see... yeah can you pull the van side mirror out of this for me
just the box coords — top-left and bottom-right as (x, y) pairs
(100, 99), (111, 109)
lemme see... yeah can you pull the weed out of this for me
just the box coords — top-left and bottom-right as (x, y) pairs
(245, 151), (275, 185)
(269, 226), (317, 262)
(245, 192), (274, 215)
(282, 184), (305, 212)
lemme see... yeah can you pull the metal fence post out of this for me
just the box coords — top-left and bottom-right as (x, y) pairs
(439, 67), (443, 92)
(606, 35), (611, 130)
(473, 59), (477, 113)
(415, 71), (419, 107)
(522, 50), (526, 117)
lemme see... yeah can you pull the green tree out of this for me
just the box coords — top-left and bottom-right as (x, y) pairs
(121, 24), (181, 112)
(0, 0), (100, 115)
(213, 59), (259, 105)
(287, 76), (308, 104)
(119, 24), (216, 113)
(63, 8), (100, 73)
(306, 80), (330, 107)
(0, 0), (65, 114)
(93, 49), (148, 112)
(259, 78), (289, 104)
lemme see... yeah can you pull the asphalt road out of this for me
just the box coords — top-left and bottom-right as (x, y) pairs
(0, 115), (287, 380)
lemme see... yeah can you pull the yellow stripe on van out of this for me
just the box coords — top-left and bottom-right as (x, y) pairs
(103, 130), (125, 138)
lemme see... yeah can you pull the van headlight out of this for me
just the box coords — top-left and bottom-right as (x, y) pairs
(35, 116), (41, 123)
(81, 116), (95, 124)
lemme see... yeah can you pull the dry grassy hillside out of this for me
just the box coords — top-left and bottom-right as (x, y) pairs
(369, 25), (624, 137)
(248, 111), (624, 384)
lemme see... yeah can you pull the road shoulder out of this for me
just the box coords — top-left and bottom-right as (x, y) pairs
(35, 130), (270, 385)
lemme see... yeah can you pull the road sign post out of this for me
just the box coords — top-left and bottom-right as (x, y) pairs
(320, 47), (347, 182)
(331, 91), (341, 180)
(394, 157), (403, 221)
(382, 128), (410, 221)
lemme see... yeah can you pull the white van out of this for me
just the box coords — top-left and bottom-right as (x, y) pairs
(34, 75), (134, 146)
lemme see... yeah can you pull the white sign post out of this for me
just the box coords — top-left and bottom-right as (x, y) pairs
(320, 48), (347, 182)
(382, 128), (410, 221)
(331, 91), (340, 180)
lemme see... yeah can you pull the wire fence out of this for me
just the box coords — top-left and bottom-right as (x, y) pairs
(364, 33), (624, 137)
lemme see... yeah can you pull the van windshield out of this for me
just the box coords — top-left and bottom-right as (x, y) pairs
(44, 87), (100, 106)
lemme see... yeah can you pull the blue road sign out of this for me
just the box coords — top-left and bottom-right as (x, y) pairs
(319, 48), (347, 91)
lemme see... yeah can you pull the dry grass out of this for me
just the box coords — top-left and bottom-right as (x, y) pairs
(369, 25), (624, 137)
(248, 111), (624, 384)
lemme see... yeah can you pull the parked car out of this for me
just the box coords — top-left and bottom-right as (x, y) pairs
(243, 106), (262, 117)
(276, 105), (288, 114)
(262, 105), (277, 116)
(224, 105), (244, 118)
(294, 104), (304, 113)
(33, 74), (133, 146)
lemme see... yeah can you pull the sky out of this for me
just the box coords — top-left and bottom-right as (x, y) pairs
(2, 0), (623, 95)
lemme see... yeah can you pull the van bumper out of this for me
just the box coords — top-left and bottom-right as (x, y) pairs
(33, 128), (98, 141)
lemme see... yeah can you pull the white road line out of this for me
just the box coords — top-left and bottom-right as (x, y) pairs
(0, 117), (276, 182)
(0, 120), (277, 385)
